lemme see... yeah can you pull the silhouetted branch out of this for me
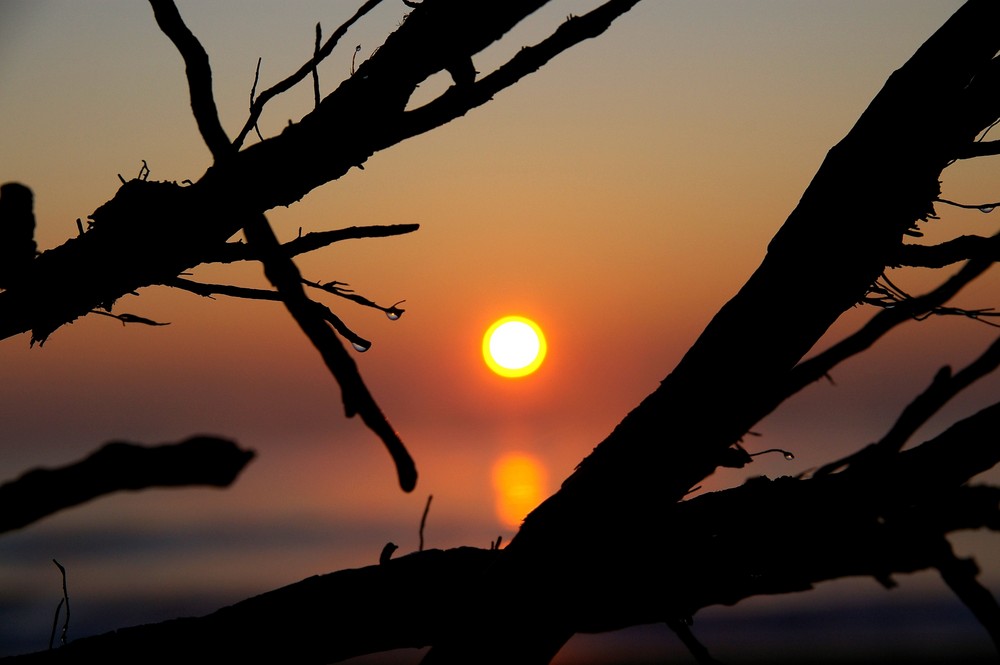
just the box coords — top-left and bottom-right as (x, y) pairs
(783, 256), (993, 401)
(0, 182), (37, 290)
(816, 335), (1000, 477)
(392, 0), (643, 144)
(0, 437), (254, 534)
(895, 234), (1000, 267)
(87, 309), (171, 327)
(241, 214), (416, 492)
(232, 0), (386, 149)
(194, 223), (419, 265)
(933, 538), (1000, 651)
(165, 277), (281, 301)
(953, 139), (1000, 159)
(148, 0), (231, 160)
(6, 404), (999, 663)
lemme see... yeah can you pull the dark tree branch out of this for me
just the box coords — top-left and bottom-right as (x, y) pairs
(0, 1), (632, 343)
(953, 138), (1000, 158)
(419, 2), (1000, 660)
(390, 0), (643, 145)
(0, 437), (254, 534)
(193, 223), (420, 265)
(933, 538), (1000, 651)
(783, 252), (993, 411)
(232, 0), (386, 149)
(6, 402), (999, 663)
(815, 333), (1000, 477)
(895, 234), (1000, 268)
(165, 276), (281, 301)
(147, 0), (231, 161)
(241, 214), (416, 492)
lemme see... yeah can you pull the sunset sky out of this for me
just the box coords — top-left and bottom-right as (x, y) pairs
(2, 1), (999, 661)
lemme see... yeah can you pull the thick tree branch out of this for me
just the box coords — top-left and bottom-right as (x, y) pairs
(0, 437), (253, 534)
(6, 403), (999, 663)
(421, 2), (1000, 660)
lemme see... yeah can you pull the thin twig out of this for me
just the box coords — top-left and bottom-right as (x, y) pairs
(313, 23), (322, 109)
(233, 0), (387, 149)
(419, 494), (432, 552)
(49, 560), (69, 649)
(88, 310), (171, 327)
(666, 617), (722, 665)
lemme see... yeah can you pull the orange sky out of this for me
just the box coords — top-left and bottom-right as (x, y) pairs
(2, 1), (999, 660)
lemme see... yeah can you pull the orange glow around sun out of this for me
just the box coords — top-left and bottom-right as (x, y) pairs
(483, 316), (547, 378)
(492, 452), (547, 527)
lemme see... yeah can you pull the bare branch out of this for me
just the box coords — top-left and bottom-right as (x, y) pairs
(815, 333), (1000, 477)
(313, 22), (322, 109)
(165, 276), (281, 301)
(232, 0), (387, 149)
(0, 437), (254, 534)
(241, 214), (416, 492)
(933, 538), (1000, 651)
(88, 309), (171, 327)
(953, 139), (1000, 159)
(148, 0), (231, 161)
(783, 257), (993, 401)
(390, 0), (642, 145)
(896, 234), (1000, 268)
(191, 223), (420, 265)
(7, 404), (1000, 663)
(936, 196), (1000, 212)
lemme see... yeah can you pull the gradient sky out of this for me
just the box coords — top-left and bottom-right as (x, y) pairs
(2, 1), (999, 661)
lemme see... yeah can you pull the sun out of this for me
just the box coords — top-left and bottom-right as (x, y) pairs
(483, 315), (547, 378)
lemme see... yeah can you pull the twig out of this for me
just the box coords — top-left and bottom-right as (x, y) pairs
(895, 233), (1000, 268)
(250, 57), (264, 142)
(783, 257), (993, 401)
(241, 213), (416, 491)
(194, 223), (420, 265)
(313, 23), (322, 109)
(419, 494), (433, 552)
(88, 310), (171, 327)
(232, 0), (387, 149)
(303, 279), (406, 320)
(936, 196), (1000, 212)
(48, 560), (70, 649)
(148, 0), (232, 161)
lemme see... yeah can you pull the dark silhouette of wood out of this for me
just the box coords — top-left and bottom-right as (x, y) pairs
(3, 1), (1000, 662)
(3, 401), (997, 663)
(422, 1), (1000, 660)
(0, 437), (254, 534)
(0, 183), (36, 290)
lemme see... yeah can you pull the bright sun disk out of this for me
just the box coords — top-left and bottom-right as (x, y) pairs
(483, 316), (547, 378)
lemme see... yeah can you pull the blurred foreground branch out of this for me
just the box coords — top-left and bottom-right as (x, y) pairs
(0, 437), (254, 534)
